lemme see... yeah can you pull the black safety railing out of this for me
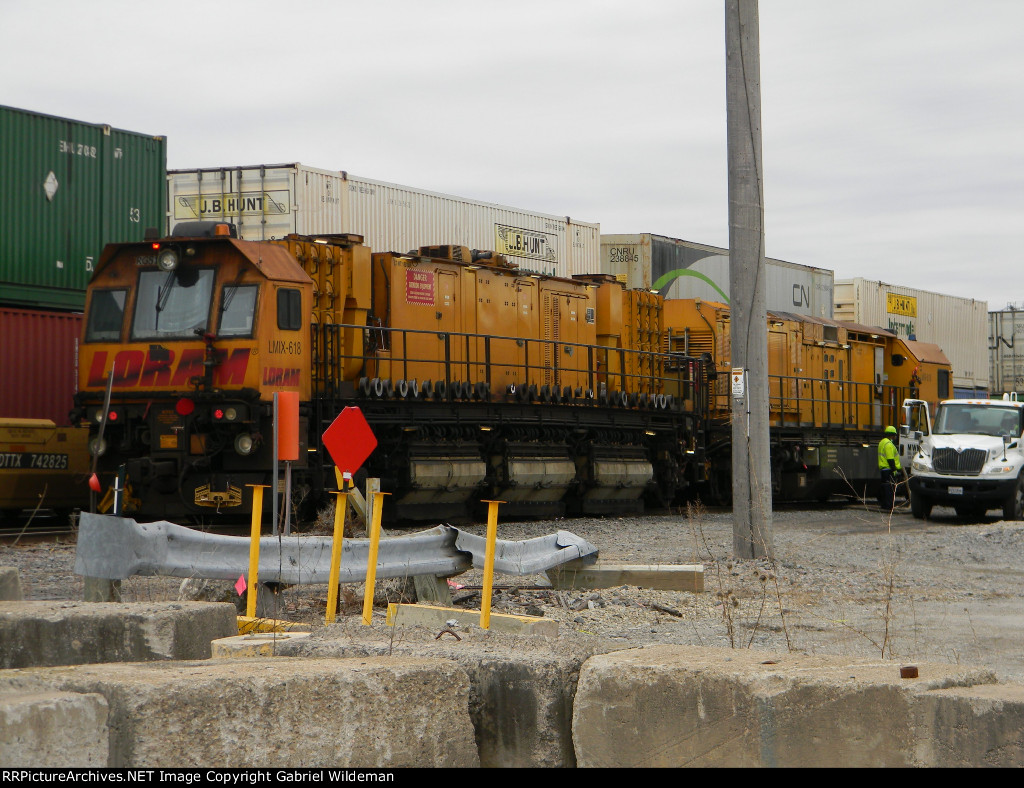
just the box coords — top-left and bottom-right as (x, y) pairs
(312, 322), (706, 414)
(711, 374), (914, 432)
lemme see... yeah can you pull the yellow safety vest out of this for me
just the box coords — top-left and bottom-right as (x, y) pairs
(878, 436), (902, 471)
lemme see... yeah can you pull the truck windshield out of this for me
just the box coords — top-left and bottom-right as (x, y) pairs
(132, 268), (215, 340)
(934, 404), (1022, 437)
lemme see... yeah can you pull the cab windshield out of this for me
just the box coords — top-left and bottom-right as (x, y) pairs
(934, 404), (1022, 437)
(132, 268), (215, 340)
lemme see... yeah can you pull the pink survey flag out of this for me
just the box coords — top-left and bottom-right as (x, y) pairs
(235, 575), (247, 596)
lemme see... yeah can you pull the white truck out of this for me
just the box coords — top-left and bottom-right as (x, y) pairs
(901, 396), (1024, 520)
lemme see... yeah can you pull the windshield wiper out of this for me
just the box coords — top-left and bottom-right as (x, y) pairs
(154, 270), (177, 331)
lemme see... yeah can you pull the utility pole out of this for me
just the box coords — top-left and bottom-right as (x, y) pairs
(725, 0), (774, 559)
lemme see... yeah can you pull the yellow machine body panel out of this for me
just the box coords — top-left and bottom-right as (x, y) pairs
(662, 299), (953, 432)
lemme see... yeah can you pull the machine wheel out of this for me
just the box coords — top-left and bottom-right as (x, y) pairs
(910, 490), (932, 520)
(1002, 475), (1024, 521)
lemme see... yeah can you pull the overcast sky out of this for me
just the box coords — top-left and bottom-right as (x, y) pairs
(3, 1), (1021, 310)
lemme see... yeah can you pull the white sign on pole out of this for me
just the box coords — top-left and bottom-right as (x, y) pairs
(731, 368), (745, 399)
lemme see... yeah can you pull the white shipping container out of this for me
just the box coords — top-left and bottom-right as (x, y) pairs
(600, 233), (834, 319)
(988, 309), (1024, 396)
(834, 278), (989, 396)
(167, 164), (600, 278)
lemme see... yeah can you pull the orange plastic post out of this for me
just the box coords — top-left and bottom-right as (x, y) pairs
(276, 390), (299, 461)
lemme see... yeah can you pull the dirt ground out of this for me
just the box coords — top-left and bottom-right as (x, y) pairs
(3, 500), (1023, 684)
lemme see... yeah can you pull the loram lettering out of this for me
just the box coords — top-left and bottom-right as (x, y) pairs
(267, 340), (302, 354)
(86, 349), (251, 388)
(262, 367), (300, 386)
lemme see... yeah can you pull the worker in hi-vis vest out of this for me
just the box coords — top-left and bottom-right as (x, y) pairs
(878, 425), (903, 510)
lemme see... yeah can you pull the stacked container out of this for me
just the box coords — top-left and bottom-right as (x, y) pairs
(0, 106), (166, 423)
(834, 278), (988, 398)
(167, 164), (600, 279)
(599, 233), (834, 319)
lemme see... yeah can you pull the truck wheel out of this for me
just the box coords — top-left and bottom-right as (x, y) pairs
(1002, 476), (1024, 521)
(910, 490), (932, 520)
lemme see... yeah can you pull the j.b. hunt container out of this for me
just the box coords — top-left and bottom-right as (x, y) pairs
(0, 105), (167, 310)
(166, 164), (600, 279)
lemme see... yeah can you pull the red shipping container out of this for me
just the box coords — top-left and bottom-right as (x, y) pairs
(0, 306), (82, 424)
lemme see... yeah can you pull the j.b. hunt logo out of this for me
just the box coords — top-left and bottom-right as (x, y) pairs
(495, 224), (558, 263)
(174, 190), (290, 219)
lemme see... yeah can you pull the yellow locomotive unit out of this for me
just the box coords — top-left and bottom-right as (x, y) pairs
(662, 299), (951, 503)
(72, 222), (705, 523)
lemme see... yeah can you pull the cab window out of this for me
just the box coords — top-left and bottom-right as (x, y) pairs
(277, 288), (302, 331)
(132, 268), (215, 340)
(218, 284), (258, 338)
(85, 289), (127, 341)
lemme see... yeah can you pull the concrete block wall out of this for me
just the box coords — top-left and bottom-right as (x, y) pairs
(0, 579), (1022, 767)
(571, 644), (1024, 767)
(0, 601), (237, 668)
(0, 658), (479, 768)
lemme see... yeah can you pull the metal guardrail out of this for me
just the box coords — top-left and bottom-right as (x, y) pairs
(73, 512), (599, 584)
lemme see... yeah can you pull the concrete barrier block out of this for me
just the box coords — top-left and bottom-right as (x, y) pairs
(572, 644), (999, 767)
(546, 562), (705, 592)
(916, 683), (1024, 767)
(0, 567), (24, 601)
(0, 601), (237, 668)
(277, 622), (603, 768)
(0, 657), (478, 768)
(211, 632), (312, 657)
(386, 602), (559, 637)
(0, 691), (108, 767)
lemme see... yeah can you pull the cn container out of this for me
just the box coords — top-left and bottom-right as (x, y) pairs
(599, 233), (835, 320)
(0, 105), (166, 310)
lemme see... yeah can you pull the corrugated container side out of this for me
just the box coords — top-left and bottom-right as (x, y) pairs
(167, 165), (601, 278)
(345, 174), (600, 278)
(988, 310), (1024, 396)
(0, 106), (166, 310)
(835, 278), (989, 394)
(600, 233), (834, 318)
(565, 221), (601, 279)
(168, 164), (303, 239)
(0, 307), (82, 424)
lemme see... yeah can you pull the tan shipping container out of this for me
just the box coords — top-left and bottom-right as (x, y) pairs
(834, 278), (988, 396)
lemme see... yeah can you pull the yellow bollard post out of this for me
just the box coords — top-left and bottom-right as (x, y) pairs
(480, 500), (504, 630)
(361, 491), (389, 625)
(245, 485), (268, 619)
(325, 490), (348, 625)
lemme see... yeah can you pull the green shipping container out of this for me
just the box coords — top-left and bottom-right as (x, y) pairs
(0, 105), (166, 310)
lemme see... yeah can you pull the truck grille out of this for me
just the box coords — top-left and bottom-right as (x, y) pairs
(932, 448), (986, 475)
